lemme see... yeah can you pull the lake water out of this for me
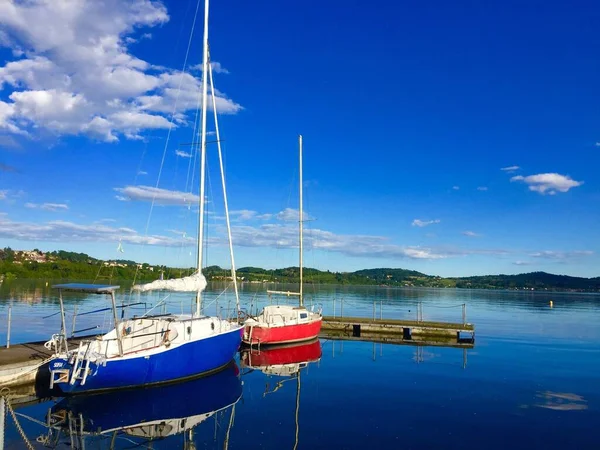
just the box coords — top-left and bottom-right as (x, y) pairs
(1, 281), (599, 449)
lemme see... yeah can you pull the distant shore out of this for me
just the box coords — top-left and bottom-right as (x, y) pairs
(1, 248), (599, 292)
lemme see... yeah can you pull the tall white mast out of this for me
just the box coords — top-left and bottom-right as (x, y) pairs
(196, 0), (210, 316)
(299, 135), (303, 307)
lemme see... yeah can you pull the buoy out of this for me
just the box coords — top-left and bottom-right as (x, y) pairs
(549, 300), (553, 308)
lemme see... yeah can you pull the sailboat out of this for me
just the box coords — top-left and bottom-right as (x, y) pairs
(44, 0), (243, 394)
(242, 136), (322, 345)
(40, 362), (242, 449)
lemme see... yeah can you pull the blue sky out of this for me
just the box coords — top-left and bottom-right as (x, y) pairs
(0, 0), (598, 277)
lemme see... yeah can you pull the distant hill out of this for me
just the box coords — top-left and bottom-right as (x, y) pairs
(0, 247), (598, 291)
(454, 271), (600, 291)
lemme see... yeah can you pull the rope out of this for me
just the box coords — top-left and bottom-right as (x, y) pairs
(3, 392), (35, 450)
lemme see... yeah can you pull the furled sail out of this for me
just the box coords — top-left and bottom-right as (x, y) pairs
(132, 272), (207, 292)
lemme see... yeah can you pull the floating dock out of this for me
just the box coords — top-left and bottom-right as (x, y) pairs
(321, 316), (475, 341)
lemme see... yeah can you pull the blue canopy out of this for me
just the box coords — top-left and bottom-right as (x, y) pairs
(52, 283), (120, 293)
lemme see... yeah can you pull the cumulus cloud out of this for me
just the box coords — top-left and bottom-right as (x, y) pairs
(190, 61), (230, 74)
(0, 213), (191, 247)
(0, 0), (241, 141)
(511, 173), (583, 195)
(114, 185), (200, 205)
(412, 219), (440, 227)
(501, 165), (520, 172)
(229, 223), (448, 260)
(276, 208), (310, 222)
(462, 231), (481, 237)
(25, 202), (68, 211)
(230, 209), (257, 221)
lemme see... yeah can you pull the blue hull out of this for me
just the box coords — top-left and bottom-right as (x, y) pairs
(51, 362), (242, 433)
(54, 326), (242, 395)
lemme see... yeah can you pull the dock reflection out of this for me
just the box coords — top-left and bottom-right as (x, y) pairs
(39, 362), (242, 449)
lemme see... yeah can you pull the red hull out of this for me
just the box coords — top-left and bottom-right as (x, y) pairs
(244, 318), (322, 345)
(241, 339), (322, 368)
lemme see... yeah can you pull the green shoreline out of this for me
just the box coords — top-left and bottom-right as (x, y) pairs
(1, 248), (599, 292)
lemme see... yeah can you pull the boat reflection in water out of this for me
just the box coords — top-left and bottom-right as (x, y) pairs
(41, 362), (242, 449)
(240, 339), (321, 449)
(240, 338), (322, 379)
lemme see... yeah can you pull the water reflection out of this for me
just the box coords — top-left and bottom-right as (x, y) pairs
(240, 340), (321, 449)
(531, 391), (588, 411)
(38, 362), (242, 449)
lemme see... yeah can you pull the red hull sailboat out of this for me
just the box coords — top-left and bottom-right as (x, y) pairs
(243, 136), (322, 346)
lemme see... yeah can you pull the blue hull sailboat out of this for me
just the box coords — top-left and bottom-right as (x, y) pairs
(45, 0), (244, 395)
(47, 284), (242, 394)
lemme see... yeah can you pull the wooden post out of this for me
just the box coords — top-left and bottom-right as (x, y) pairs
(6, 306), (11, 349)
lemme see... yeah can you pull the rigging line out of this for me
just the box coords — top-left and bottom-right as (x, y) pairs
(208, 49), (240, 314)
(139, 0), (203, 253)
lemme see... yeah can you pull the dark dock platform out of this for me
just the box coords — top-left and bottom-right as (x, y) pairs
(321, 316), (475, 341)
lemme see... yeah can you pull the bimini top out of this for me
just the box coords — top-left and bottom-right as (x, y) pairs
(52, 283), (120, 293)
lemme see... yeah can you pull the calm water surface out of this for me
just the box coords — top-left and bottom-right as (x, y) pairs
(1, 281), (599, 449)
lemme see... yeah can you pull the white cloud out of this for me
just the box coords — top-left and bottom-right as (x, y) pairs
(513, 261), (532, 266)
(511, 173), (583, 195)
(276, 208), (310, 222)
(230, 209), (257, 221)
(501, 165), (521, 172)
(229, 223), (448, 260)
(114, 185), (199, 206)
(0, 190), (7, 200)
(190, 61), (230, 74)
(452, 186), (460, 190)
(25, 202), (68, 212)
(412, 219), (440, 228)
(530, 250), (593, 260)
(595, 142), (600, 147)
(0, 213), (191, 247)
(477, 186), (488, 191)
(462, 231), (481, 237)
(137, 170), (148, 176)
(0, 0), (241, 142)
(175, 150), (192, 158)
